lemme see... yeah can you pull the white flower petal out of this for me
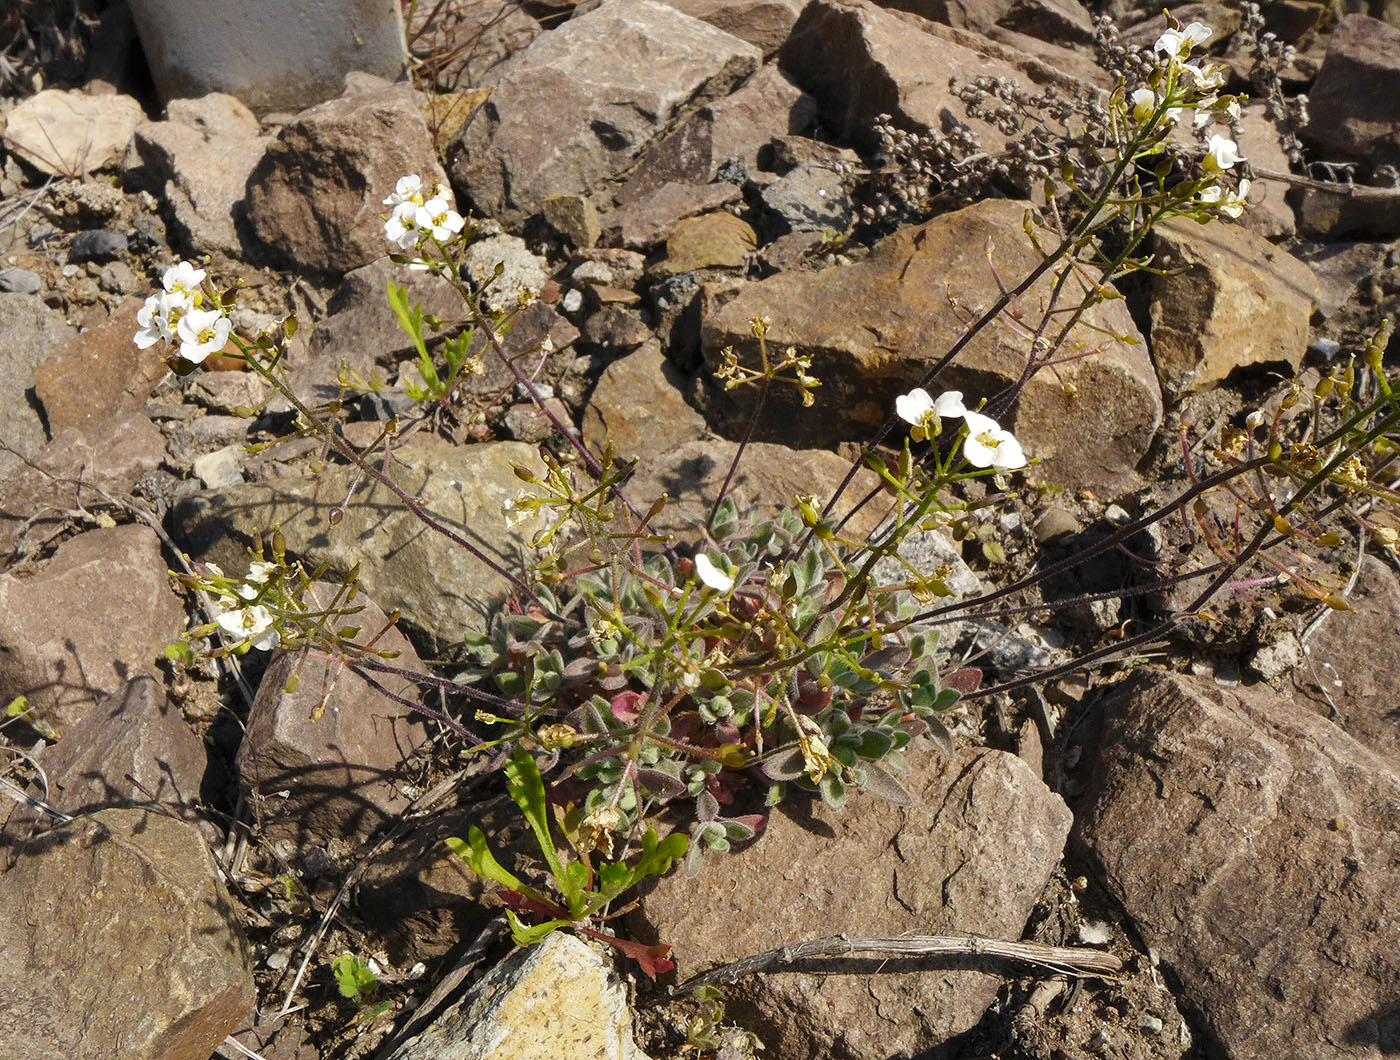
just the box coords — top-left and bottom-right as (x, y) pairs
(895, 388), (934, 425)
(932, 390), (967, 418)
(695, 553), (735, 593)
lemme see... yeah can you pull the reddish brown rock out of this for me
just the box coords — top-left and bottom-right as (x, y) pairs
(1305, 14), (1400, 170)
(33, 296), (170, 434)
(237, 588), (428, 845)
(635, 746), (1071, 1060)
(0, 675), (209, 869)
(701, 198), (1161, 492)
(246, 75), (448, 275)
(450, 0), (760, 223)
(0, 409), (164, 565)
(0, 808), (255, 1060)
(1076, 670), (1400, 1060)
(1148, 217), (1318, 396)
(0, 524), (187, 734)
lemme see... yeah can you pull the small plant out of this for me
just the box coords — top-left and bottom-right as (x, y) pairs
(447, 745), (686, 976)
(330, 953), (379, 1003)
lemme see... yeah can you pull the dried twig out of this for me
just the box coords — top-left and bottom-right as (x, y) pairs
(674, 934), (1123, 994)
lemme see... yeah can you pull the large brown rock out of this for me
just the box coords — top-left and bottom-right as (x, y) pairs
(582, 339), (710, 460)
(654, 0), (805, 54)
(0, 294), (78, 486)
(0, 409), (165, 565)
(0, 675), (209, 869)
(622, 437), (891, 542)
(33, 296), (170, 434)
(1304, 14), (1400, 170)
(246, 75), (448, 275)
(449, 0), (760, 222)
(635, 746), (1071, 1060)
(701, 198), (1161, 491)
(1075, 670), (1400, 1060)
(237, 588), (428, 845)
(0, 808), (255, 1060)
(172, 442), (547, 652)
(0, 525), (188, 734)
(779, 0), (1082, 151)
(1293, 555), (1400, 767)
(1148, 217), (1318, 396)
(130, 93), (273, 258)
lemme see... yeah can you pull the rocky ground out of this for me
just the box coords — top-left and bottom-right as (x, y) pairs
(1, 0), (1399, 1058)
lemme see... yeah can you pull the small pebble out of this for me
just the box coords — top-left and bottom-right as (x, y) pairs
(68, 229), (129, 263)
(0, 267), (42, 293)
(1309, 337), (1341, 362)
(1139, 1015), (1164, 1035)
(561, 288), (584, 313)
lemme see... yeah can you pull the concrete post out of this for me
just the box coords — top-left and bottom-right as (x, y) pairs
(127, 0), (409, 116)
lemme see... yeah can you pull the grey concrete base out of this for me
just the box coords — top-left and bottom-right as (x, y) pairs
(128, 0), (408, 115)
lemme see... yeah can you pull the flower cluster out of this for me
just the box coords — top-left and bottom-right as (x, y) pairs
(205, 561), (280, 652)
(134, 261), (231, 364)
(896, 388), (1027, 472)
(383, 174), (465, 251)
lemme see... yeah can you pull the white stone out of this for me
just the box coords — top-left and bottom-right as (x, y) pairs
(5, 91), (145, 176)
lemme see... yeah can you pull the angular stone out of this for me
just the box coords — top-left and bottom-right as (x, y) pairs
(4, 90), (145, 176)
(709, 63), (819, 172)
(131, 93), (273, 258)
(879, 0), (1014, 33)
(0, 525), (187, 734)
(387, 932), (650, 1060)
(67, 230), (128, 263)
(655, 0), (804, 54)
(1232, 101), (1296, 240)
(622, 437), (890, 542)
(460, 233), (551, 309)
(582, 340), (709, 459)
(172, 443), (546, 652)
(1075, 670), (1400, 1060)
(237, 588), (427, 844)
(601, 181), (743, 251)
(449, 0), (760, 222)
(1305, 14), (1400, 169)
(997, 0), (1095, 44)
(1293, 556), (1400, 766)
(0, 675), (209, 868)
(543, 194), (602, 248)
(127, 0), (407, 116)
(0, 294), (78, 485)
(0, 808), (255, 1060)
(408, 0), (541, 90)
(635, 746), (1071, 1060)
(760, 162), (852, 233)
(579, 305), (654, 352)
(0, 409), (164, 564)
(1148, 217), (1318, 396)
(659, 211), (757, 273)
(246, 76), (448, 275)
(701, 198), (1161, 492)
(779, 0), (1078, 151)
(33, 297), (169, 434)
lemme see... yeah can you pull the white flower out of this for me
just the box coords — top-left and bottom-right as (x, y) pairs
(961, 411), (1027, 471)
(385, 200), (426, 250)
(896, 388), (968, 434)
(1155, 21), (1212, 60)
(1203, 134), (1244, 173)
(1199, 178), (1251, 218)
(246, 560), (278, 584)
(383, 174), (424, 206)
(1130, 88), (1181, 125)
(420, 195), (465, 242)
(135, 291), (177, 349)
(215, 602), (280, 651)
(175, 307), (231, 364)
(694, 553), (735, 593)
(161, 261), (206, 297)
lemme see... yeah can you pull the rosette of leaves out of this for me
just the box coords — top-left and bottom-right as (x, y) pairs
(461, 498), (960, 865)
